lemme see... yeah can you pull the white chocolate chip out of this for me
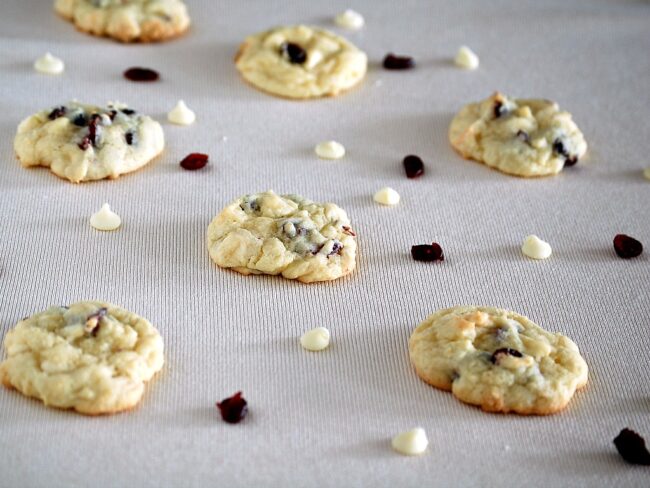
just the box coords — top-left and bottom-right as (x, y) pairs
(391, 428), (428, 456)
(34, 52), (64, 75)
(315, 140), (345, 160)
(521, 235), (552, 260)
(454, 46), (479, 70)
(300, 327), (330, 351)
(90, 204), (121, 231)
(374, 187), (400, 206)
(167, 100), (196, 125)
(643, 167), (650, 180)
(335, 9), (365, 30)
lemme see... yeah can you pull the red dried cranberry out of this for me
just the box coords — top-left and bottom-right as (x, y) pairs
(78, 137), (91, 151)
(613, 234), (643, 259)
(328, 241), (343, 256)
(403, 155), (425, 178)
(48, 106), (66, 120)
(125, 132), (135, 145)
(383, 53), (415, 70)
(216, 391), (248, 424)
(490, 348), (523, 364)
(87, 114), (101, 146)
(281, 42), (307, 64)
(180, 153), (209, 170)
(73, 114), (87, 126)
(121, 108), (136, 115)
(123, 67), (159, 82)
(411, 243), (444, 262)
(614, 428), (650, 465)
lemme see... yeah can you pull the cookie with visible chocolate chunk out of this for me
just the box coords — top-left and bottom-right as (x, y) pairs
(54, 0), (190, 43)
(206, 191), (357, 283)
(14, 101), (164, 183)
(408, 306), (588, 415)
(0, 302), (164, 415)
(449, 92), (587, 177)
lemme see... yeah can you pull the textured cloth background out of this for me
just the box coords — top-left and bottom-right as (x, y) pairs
(1, 1), (649, 487)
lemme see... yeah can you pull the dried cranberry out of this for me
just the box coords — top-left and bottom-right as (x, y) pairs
(383, 53), (415, 70)
(180, 153), (209, 170)
(281, 42), (307, 64)
(564, 156), (578, 167)
(614, 428), (650, 465)
(328, 241), (343, 256)
(552, 139), (568, 157)
(494, 101), (508, 118)
(516, 130), (530, 143)
(48, 106), (66, 120)
(87, 114), (101, 145)
(121, 108), (136, 115)
(613, 234), (643, 259)
(108, 109), (117, 120)
(125, 132), (135, 145)
(216, 391), (248, 424)
(411, 243), (444, 262)
(78, 136), (91, 151)
(73, 114), (87, 126)
(123, 67), (159, 82)
(342, 226), (356, 237)
(403, 155), (425, 178)
(490, 348), (523, 364)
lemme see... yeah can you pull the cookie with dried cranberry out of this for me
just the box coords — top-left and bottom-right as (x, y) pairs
(235, 25), (367, 99)
(54, 0), (190, 43)
(14, 101), (164, 183)
(409, 306), (588, 415)
(0, 301), (164, 415)
(449, 92), (587, 177)
(207, 191), (357, 283)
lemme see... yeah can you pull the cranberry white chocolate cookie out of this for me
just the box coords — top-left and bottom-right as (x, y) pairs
(235, 25), (367, 99)
(207, 191), (357, 283)
(14, 101), (164, 183)
(409, 306), (588, 415)
(54, 0), (190, 43)
(449, 92), (587, 177)
(0, 302), (164, 415)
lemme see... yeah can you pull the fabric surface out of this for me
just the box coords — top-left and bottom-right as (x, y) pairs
(1, 1), (649, 486)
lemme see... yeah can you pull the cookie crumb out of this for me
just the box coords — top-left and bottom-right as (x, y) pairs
(614, 428), (650, 465)
(521, 235), (552, 260)
(34, 52), (64, 75)
(315, 141), (345, 160)
(391, 428), (428, 456)
(335, 9), (365, 30)
(90, 204), (121, 231)
(300, 327), (330, 351)
(374, 187), (400, 206)
(216, 392), (248, 424)
(454, 46), (479, 70)
(167, 100), (196, 125)
(643, 167), (650, 181)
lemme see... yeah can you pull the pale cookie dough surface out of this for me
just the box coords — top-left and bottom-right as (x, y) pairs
(54, 0), (190, 43)
(0, 301), (164, 415)
(207, 191), (357, 283)
(235, 25), (367, 99)
(14, 101), (164, 183)
(449, 92), (587, 177)
(409, 306), (588, 415)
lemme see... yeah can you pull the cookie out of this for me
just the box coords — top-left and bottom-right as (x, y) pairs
(0, 302), (164, 415)
(207, 191), (357, 283)
(14, 101), (164, 183)
(408, 306), (588, 415)
(448, 92), (587, 177)
(234, 25), (367, 99)
(54, 0), (190, 43)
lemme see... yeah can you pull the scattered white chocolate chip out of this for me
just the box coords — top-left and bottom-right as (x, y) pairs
(454, 45), (479, 70)
(521, 235), (552, 260)
(300, 327), (331, 352)
(34, 52), (64, 75)
(643, 167), (650, 180)
(315, 140), (345, 160)
(335, 9), (365, 30)
(374, 187), (400, 206)
(90, 204), (121, 231)
(167, 100), (196, 125)
(391, 428), (428, 456)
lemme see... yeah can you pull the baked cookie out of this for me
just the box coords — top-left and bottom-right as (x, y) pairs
(207, 191), (357, 283)
(235, 25), (367, 99)
(14, 101), (164, 183)
(54, 0), (190, 43)
(409, 306), (588, 415)
(449, 92), (587, 177)
(0, 301), (164, 415)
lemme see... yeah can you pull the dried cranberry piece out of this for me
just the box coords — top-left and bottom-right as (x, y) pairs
(121, 108), (136, 115)
(328, 241), (343, 256)
(180, 153), (209, 170)
(403, 155), (425, 178)
(125, 132), (135, 145)
(123, 67), (159, 82)
(614, 428), (650, 465)
(490, 348), (523, 364)
(78, 137), (91, 151)
(494, 101), (509, 118)
(613, 234), (643, 259)
(411, 243), (444, 262)
(108, 109), (117, 120)
(87, 113), (101, 145)
(216, 391), (248, 424)
(73, 114), (87, 126)
(48, 106), (66, 120)
(383, 53), (415, 70)
(281, 42), (307, 64)
(564, 156), (578, 167)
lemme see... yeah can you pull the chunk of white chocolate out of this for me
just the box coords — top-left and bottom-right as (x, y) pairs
(391, 428), (428, 456)
(90, 204), (121, 231)
(374, 187), (400, 206)
(334, 9), (365, 30)
(167, 100), (196, 125)
(315, 141), (345, 160)
(34, 52), (65, 75)
(300, 327), (331, 351)
(454, 46), (479, 70)
(521, 235), (552, 260)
